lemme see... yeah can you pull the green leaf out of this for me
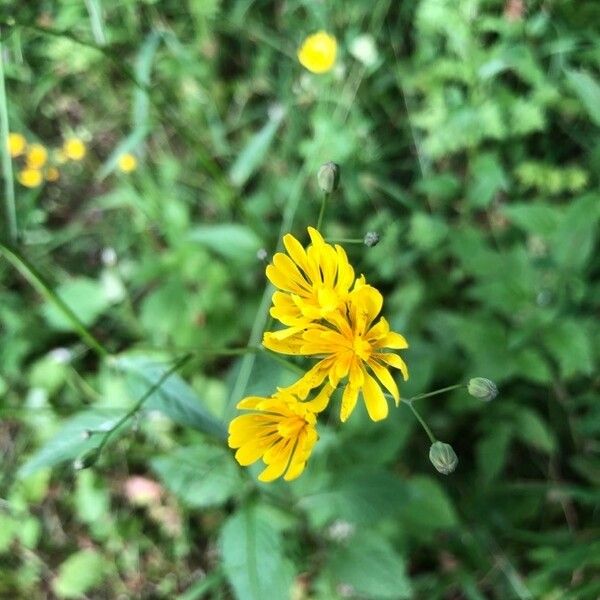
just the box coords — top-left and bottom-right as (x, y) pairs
(327, 531), (412, 599)
(75, 470), (110, 524)
(566, 69), (600, 126)
(151, 444), (242, 508)
(113, 354), (227, 440)
(133, 30), (162, 131)
(468, 152), (508, 208)
(17, 410), (125, 478)
(503, 203), (561, 237)
(42, 277), (111, 332)
(219, 504), (294, 600)
(409, 212), (449, 250)
(52, 550), (107, 599)
(542, 319), (594, 379)
(476, 423), (512, 483)
(515, 409), (556, 454)
(399, 476), (459, 535)
(187, 224), (262, 261)
(229, 107), (285, 187)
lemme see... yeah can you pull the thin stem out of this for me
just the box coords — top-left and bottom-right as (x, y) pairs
(326, 238), (364, 244)
(0, 242), (109, 358)
(406, 401), (436, 444)
(406, 383), (465, 403)
(0, 37), (17, 243)
(316, 191), (330, 232)
(263, 350), (305, 375)
(93, 353), (193, 457)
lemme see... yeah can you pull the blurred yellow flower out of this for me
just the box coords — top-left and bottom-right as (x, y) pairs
(8, 132), (26, 157)
(266, 227), (355, 329)
(228, 387), (331, 482)
(264, 280), (409, 422)
(118, 153), (137, 173)
(18, 168), (43, 188)
(298, 31), (337, 74)
(45, 166), (60, 182)
(63, 138), (86, 161)
(26, 143), (48, 169)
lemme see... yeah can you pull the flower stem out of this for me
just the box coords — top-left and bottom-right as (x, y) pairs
(406, 401), (437, 444)
(92, 353), (193, 456)
(0, 242), (110, 358)
(406, 383), (465, 403)
(316, 191), (330, 232)
(0, 38), (17, 243)
(326, 238), (364, 244)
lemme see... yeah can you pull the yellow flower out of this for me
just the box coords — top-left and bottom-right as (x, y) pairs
(45, 167), (60, 182)
(26, 144), (48, 169)
(7, 132), (26, 157)
(18, 168), (43, 188)
(297, 31), (337, 74)
(117, 153), (137, 173)
(228, 386), (332, 482)
(63, 138), (86, 161)
(264, 280), (409, 422)
(266, 227), (355, 330)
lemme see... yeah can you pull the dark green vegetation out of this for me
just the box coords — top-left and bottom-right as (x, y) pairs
(1, 1), (599, 598)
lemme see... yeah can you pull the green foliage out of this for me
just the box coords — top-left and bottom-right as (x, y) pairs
(1, 0), (599, 598)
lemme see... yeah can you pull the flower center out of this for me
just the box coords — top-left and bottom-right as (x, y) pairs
(277, 415), (306, 439)
(352, 335), (372, 361)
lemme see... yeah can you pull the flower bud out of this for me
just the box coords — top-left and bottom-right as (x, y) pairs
(317, 161), (340, 193)
(429, 441), (458, 475)
(467, 377), (498, 402)
(363, 231), (380, 247)
(73, 447), (100, 470)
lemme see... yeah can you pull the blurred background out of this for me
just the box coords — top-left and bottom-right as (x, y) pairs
(1, 1), (599, 599)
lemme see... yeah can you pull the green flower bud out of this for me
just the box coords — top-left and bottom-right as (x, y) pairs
(317, 161), (340, 193)
(73, 447), (101, 470)
(429, 441), (458, 475)
(363, 231), (380, 247)
(467, 377), (498, 402)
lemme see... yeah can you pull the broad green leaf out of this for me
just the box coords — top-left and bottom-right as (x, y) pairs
(151, 444), (242, 508)
(468, 152), (508, 207)
(503, 203), (561, 237)
(515, 409), (556, 454)
(219, 504), (294, 600)
(113, 354), (227, 440)
(17, 409), (125, 478)
(75, 470), (110, 524)
(52, 550), (108, 599)
(229, 107), (285, 187)
(327, 531), (412, 599)
(566, 69), (600, 126)
(187, 224), (262, 261)
(541, 319), (594, 379)
(476, 423), (512, 483)
(409, 213), (449, 250)
(42, 277), (111, 332)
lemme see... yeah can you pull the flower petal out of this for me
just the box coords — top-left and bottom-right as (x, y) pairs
(362, 371), (389, 421)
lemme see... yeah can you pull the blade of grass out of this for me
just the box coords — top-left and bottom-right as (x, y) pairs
(0, 242), (109, 358)
(84, 0), (107, 46)
(0, 37), (17, 243)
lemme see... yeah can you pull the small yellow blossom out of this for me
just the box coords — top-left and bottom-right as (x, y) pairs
(118, 153), (137, 173)
(297, 31), (337, 74)
(266, 227), (355, 328)
(63, 138), (86, 161)
(228, 387), (332, 482)
(45, 167), (60, 182)
(264, 279), (409, 422)
(26, 144), (48, 169)
(18, 168), (43, 188)
(7, 132), (26, 157)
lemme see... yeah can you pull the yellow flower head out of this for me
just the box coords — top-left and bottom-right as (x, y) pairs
(264, 279), (409, 422)
(18, 168), (43, 188)
(266, 227), (355, 328)
(228, 387), (331, 482)
(297, 31), (337, 74)
(7, 132), (26, 157)
(63, 138), (86, 161)
(45, 166), (60, 182)
(26, 143), (48, 169)
(117, 153), (137, 173)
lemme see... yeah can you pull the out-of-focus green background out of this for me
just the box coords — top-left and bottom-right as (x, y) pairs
(1, 1), (599, 598)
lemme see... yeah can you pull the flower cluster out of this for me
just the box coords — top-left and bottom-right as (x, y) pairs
(228, 227), (409, 481)
(6, 132), (138, 188)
